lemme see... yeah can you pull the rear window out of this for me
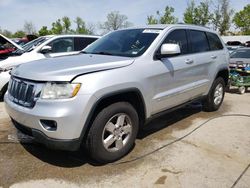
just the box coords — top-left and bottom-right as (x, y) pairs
(230, 49), (250, 58)
(189, 30), (210, 53)
(206, 32), (223, 50)
(74, 37), (98, 51)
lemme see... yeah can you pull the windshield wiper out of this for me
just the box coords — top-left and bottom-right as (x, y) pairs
(93, 51), (114, 56)
(80, 51), (115, 56)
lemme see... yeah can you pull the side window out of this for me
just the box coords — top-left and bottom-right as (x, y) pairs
(189, 30), (210, 53)
(206, 32), (223, 50)
(47, 38), (74, 53)
(163, 29), (188, 54)
(74, 37), (98, 51)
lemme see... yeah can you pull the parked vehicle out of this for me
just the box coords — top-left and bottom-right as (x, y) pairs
(0, 34), (23, 60)
(5, 25), (229, 163)
(12, 34), (38, 46)
(0, 34), (100, 99)
(229, 67), (250, 94)
(229, 48), (250, 68)
(245, 41), (250, 47)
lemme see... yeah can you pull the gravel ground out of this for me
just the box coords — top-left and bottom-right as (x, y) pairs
(0, 91), (249, 188)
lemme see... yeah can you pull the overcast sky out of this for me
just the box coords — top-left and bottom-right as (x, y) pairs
(0, 0), (249, 33)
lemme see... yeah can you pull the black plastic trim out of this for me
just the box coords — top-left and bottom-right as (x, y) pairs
(12, 118), (81, 151)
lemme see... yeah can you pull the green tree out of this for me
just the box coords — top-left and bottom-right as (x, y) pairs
(51, 19), (63, 34)
(101, 11), (132, 32)
(38, 26), (51, 36)
(183, 0), (196, 24)
(160, 6), (178, 24)
(147, 6), (178, 24)
(0, 29), (12, 38)
(147, 15), (158, 24)
(184, 0), (212, 26)
(211, 0), (234, 35)
(75, 17), (88, 34)
(62, 16), (72, 34)
(233, 4), (250, 35)
(12, 30), (26, 38)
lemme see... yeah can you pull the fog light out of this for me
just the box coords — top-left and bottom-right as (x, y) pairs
(40, 120), (57, 131)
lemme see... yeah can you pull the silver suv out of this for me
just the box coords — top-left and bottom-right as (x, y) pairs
(5, 24), (229, 163)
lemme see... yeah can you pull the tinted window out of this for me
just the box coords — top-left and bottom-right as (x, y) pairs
(206, 32), (223, 50)
(74, 37), (98, 51)
(163, 29), (188, 54)
(189, 30), (210, 53)
(48, 38), (74, 53)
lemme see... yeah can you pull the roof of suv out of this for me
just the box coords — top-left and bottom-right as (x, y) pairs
(48, 34), (101, 39)
(130, 24), (214, 32)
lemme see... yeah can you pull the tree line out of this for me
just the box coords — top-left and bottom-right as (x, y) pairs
(147, 0), (249, 35)
(0, 0), (249, 39)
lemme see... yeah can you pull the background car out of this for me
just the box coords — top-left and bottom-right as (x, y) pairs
(229, 48), (250, 68)
(0, 34), (100, 100)
(0, 34), (23, 60)
(12, 34), (38, 47)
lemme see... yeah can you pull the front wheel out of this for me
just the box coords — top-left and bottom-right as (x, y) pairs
(202, 77), (225, 112)
(85, 102), (139, 163)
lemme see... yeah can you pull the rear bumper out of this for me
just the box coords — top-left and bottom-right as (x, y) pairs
(12, 119), (80, 151)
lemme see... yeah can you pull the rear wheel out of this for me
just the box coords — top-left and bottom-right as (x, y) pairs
(203, 77), (225, 112)
(85, 102), (139, 163)
(239, 86), (246, 94)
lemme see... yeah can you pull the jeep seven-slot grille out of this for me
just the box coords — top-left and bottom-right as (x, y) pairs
(8, 77), (36, 108)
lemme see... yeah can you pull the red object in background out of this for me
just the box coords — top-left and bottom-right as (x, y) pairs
(0, 48), (15, 55)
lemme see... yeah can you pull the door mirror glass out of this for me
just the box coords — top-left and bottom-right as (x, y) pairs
(161, 43), (181, 55)
(40, 45), (52, 54)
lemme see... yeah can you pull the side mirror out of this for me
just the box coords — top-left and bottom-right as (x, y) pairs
(40, 45), (52, 54)
(155, 43), (181, 59)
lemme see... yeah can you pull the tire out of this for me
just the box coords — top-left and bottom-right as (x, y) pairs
(85, 102), (139, 163)
(0, 84), (8, 102)
(238, 86), (246, 94)
(202, 77), (225, 112)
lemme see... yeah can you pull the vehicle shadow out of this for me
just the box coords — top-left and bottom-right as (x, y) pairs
(138, 102), (202, 139)
(21, 102), (202, 168)
(22, 143), (98, 167)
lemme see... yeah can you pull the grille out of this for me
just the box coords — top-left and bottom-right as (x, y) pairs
(8, 77), (36, 108)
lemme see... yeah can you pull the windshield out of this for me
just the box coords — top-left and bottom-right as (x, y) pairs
(83, 29), (161, 57)
(14, 36), (52, 54)
(230, 49), (250, 59)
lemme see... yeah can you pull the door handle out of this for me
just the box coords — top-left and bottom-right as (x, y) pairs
(185, 59), (194, 64)
(211, 55), (217, 59)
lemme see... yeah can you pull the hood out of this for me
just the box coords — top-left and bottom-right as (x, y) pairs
(11, 54), (134, 81)
(0, 34), (23, 51)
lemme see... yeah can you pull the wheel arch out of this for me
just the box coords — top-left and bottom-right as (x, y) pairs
(215, 68), (229, 86)
(79, 88), (147, 143)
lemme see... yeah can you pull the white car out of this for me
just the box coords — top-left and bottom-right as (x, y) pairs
(0, 34), (100, 99)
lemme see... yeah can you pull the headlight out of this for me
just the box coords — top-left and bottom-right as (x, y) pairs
(41, 82), (81, 99)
